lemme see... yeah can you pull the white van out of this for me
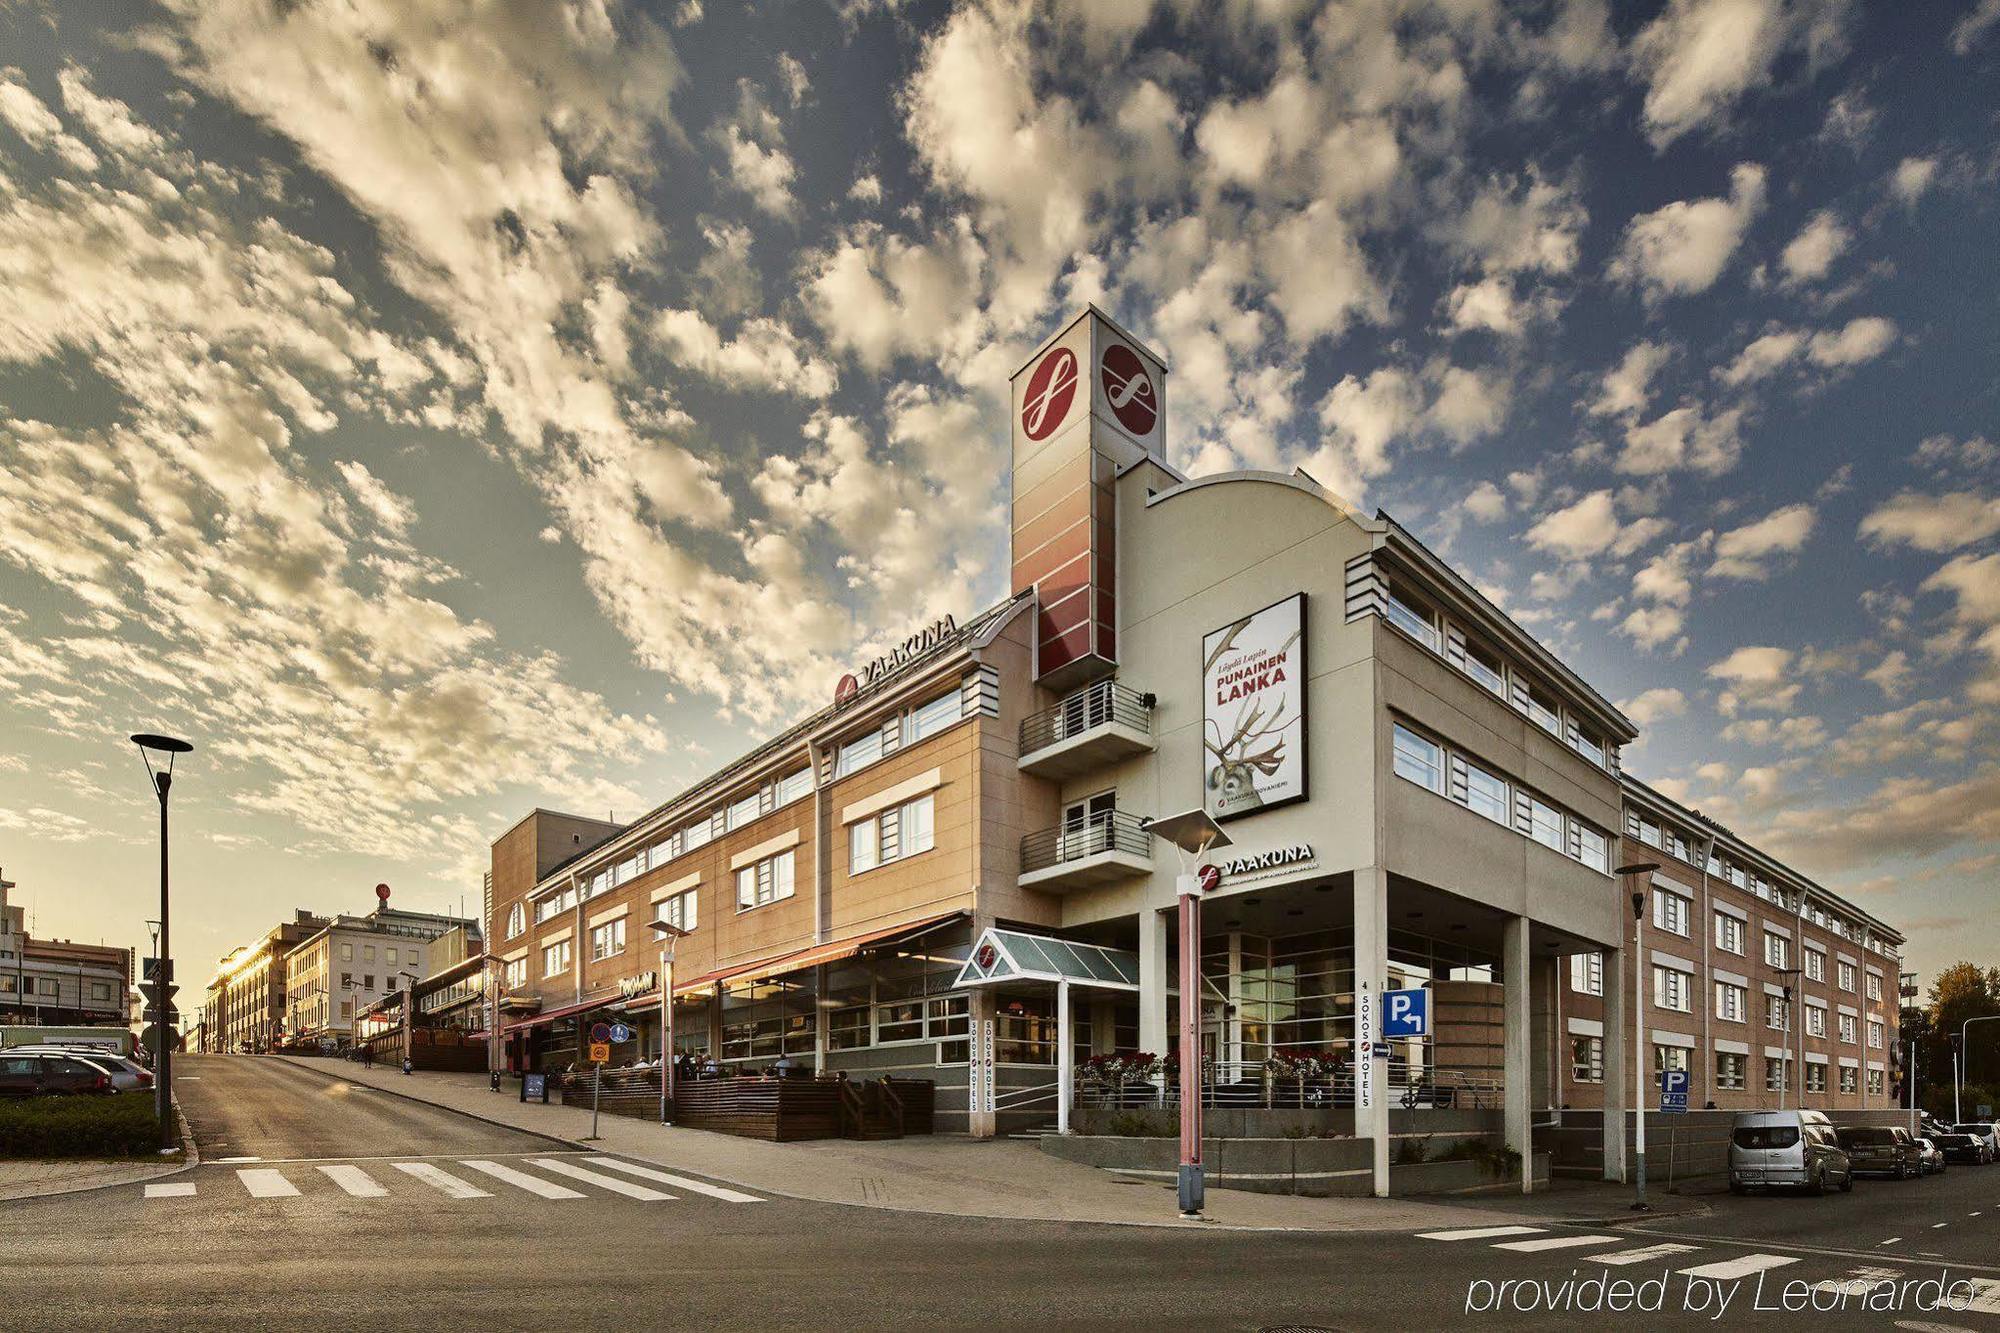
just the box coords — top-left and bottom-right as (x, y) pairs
(1730, 1109), (1853, 1195)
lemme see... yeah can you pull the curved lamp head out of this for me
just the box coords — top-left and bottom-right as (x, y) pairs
(130, 733), (193, 794)
(131, 734), (194, 755)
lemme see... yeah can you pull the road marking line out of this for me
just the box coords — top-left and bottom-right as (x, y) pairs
(144, 1182), (195, 1199)
(526, 1158), (673, 1201)
(459, 1160), (583, 1200)
(588, 1159), (763, 1203)
(1963, 1278), (2000, 1314)
(317, 1164), (387, 1197)
(1493, 1234), (1622, 1253)
(1677, 1253), (1802, 1281)
(1583, 1243), (1701, 1267)
(237, 1168), (299, 1198)
(393, 1163), (490, 1199)
(1971, 1212), (1983, 1217)
(1880, 1238), (1904, 1245)
(1417, 1225), (1546, 1241)
(1933, 1222), (1950, 1229)
(214, 1156), (263, 1163)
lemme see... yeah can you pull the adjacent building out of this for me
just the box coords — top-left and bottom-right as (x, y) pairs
(283, 900), (480, 1049)
(0, 868), (133, 1031)
(485, 308), (1903, 1188)
(201, 911), (327, 1054)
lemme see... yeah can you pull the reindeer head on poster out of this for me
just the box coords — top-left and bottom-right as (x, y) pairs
(1202, 614), (1300, 812)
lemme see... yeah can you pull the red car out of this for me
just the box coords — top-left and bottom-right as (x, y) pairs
(0, 1052), (117, 1096)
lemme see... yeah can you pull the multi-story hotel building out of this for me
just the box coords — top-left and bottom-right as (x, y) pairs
(283, 900), (480, 1049)
(487, 308), (1902, 1192)
(201, 911), (327, 1054)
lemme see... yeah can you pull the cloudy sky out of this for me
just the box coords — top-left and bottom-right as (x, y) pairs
(0, 0), (1994, 993)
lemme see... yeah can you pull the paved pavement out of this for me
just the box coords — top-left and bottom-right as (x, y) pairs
(0, 1156), (184, 1201)
(9, 1055), (2000, 1329)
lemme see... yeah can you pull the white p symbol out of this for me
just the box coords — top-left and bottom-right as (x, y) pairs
(1391, 996), (1410, 1022)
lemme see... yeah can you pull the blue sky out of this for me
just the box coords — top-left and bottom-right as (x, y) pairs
(0, 0), (1994, 991)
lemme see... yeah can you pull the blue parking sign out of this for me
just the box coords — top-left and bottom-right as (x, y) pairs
(1659, 1068), (1690, 1113)
(1382, 988), (1429, 1038)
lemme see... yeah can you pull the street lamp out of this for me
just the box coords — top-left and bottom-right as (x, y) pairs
(644, 918), (691, 1123)
(1617, 859), (1660, 1212)
(131, 733), (192, 1153)
(1771, 966), (1804, 1110)
(1141, 808), (1231, 1220)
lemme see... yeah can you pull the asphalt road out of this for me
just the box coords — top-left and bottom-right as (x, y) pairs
(4, 1057), (1998, 1330)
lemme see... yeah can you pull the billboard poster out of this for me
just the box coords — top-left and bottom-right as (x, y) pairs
(1201, 593), (1307, 821)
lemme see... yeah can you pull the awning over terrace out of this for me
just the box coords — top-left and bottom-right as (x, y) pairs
(952, 928), (1140, 991)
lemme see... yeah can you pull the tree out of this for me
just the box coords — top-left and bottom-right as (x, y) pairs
(1923, 962), (2000, 1116)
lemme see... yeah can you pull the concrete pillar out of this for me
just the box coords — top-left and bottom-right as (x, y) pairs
(1353, 867), (1390, 1198)
(967, 987), (997, 1138)
(706, 991), (723, 1061)
(1056, 979), (1072, 1135)
(1530, 954), (1557, 1111)
(1138, 905), (1169, 1061)
(1602, 945), (1629, 1182)
(1503, 916), (1533, 1194)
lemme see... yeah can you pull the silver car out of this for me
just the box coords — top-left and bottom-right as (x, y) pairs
(5, 1047), (152, 1092)
(1730, 1110), (1853, 1195)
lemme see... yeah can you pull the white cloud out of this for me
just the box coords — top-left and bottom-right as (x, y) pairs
(776, 53), (810, 107)
(1620, 685), (1688, 727)
(0, 68), (101, 172)
(1708, 502), (1815, 579)
(1620, 604), (1687, 653)
(1525, 490), (1668, 560)
(1715, 329), (1804, 386)
(1889, 156), (1939, 207)
(1462, 480), (1507, 523)
(1778, 209), (1849, 285)
(1952, 0), (2000, 54)
(1862, 649), (1912, 700)
(650, 310), (838, 399)
(1608, 163), (1766, 299)
(1806, 315), (1897, 367)
(1305, 361), (1512, 501)
(1630, 0), (1843, 147)
(711, 80), (798, 218)
(1860, 491), (2000, 552)
(1707, 644), (1800, 715)
(1618, 403), (1745, 476)
(1587, 340), (1673, 419)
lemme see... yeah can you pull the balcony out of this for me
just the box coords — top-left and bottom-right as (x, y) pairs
(1017, 680), (1155, 779)
(1019, 811), (1153, 893)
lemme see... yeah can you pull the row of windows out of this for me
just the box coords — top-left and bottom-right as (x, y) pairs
(849, 794), (936, 875)
(512, 687), (972, 939)
(1382, 578), (1615, 771)
(1392, 723), (1611, 873)
(1569, 1037), (1886, 1096)
(735, 849), (797, 912)
(1649, 887), (1879, 999)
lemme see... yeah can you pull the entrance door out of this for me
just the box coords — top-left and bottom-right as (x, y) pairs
(1062, 792), (1115, 858)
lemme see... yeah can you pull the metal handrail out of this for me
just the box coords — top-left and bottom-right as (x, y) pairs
(995, 1080), (1062, 1111)
(1021, 810), (1151, 874)
(1020, 680), (1153, 754)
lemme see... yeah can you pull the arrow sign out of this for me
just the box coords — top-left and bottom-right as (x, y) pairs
(142, 958), (173, 982)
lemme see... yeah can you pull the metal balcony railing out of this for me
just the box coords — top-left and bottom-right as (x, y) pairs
(1021, 810), (1151, 875)
(1019, 680), (1153, 755)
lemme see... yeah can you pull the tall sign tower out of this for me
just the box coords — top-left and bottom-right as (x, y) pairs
(1009, 307), (1169, 690)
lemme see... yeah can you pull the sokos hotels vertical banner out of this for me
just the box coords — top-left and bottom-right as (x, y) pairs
(1201, 593), (1307, 821)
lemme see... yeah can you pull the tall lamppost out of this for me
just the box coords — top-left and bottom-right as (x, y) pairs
(131, 733), (192, 1152)
(645, 918), (690, 1123)
(1141, 808), (1231, 1220)
(1617, 859), (1660, 1212)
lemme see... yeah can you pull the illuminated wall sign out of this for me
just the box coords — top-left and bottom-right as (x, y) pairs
(1202, 593), (1307, 821)
(834, 615), (958, 702)
(618, 971), (658, 998)
(1218, 844), (1316, 882)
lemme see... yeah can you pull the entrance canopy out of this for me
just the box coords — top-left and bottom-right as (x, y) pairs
(953, 928), (1139, 992)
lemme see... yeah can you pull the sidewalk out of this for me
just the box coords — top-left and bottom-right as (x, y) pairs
(271, 1056), (1567, 1233)
(0, 1156), (186, 1202)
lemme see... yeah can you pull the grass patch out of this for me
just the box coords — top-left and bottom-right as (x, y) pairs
(0, 1092), (168, 1159)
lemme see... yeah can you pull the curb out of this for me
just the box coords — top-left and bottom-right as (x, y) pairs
(0, 1092), (199, 1205)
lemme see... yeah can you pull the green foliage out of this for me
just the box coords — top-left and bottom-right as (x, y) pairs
(1103, 1111), (1174, 1138)
(1394, 1133), (1433, 1164)
(0, 1092), (166, 1159)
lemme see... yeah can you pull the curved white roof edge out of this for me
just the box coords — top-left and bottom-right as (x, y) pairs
(1143, 466), (1370, 526)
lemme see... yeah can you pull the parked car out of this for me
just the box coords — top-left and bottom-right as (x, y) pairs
(0, 1052), (117, 1097)
(1837, 1124), (1924, 1178)
(5, 1047), (152, 1091)
(1730, 1110), (1853, 1195)
(1954, 1123), (1999, 1158)
(1936, 1133), (1991, 1166)
(1915, 1137), (1948, 1175)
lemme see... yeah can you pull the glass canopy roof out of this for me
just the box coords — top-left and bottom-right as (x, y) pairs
(952, 927), (1140, 991)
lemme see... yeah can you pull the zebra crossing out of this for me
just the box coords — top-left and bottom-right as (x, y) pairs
(142, 1155), (765, 1206)
(1417, 1223), (2000, 1315)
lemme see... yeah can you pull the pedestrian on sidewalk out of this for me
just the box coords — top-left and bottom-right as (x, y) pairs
(361, 1045), (373, 1071)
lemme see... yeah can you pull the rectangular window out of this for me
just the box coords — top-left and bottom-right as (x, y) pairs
(1714, 914), (1744, 955)
(1391, 724), (1444, 794)
(1765, 1057), (1790, 1094)
(1839, 1065), (1857, 1094)
(1463, 638), (1506, 695)
(386, 947), (398, 966)
(1570, 952), (1603, 996)
(776, 767), (813, 807)
(1638, 818), (1662, 849)
(89, 981), (112, 1002)
(1652, 889), (1689, 937)
(849, 794), (935, 874)
(735, 849), (796, 911)
(724, 791), (761, 832)
(654, 889), (696, 936)
(1653, 1044), (1689, 1074)
(1838, 961), (1856, 992)
(906, 691), (962, 745)
(1868, 1068), (1884, 1096)
(1766, 994), (1789, 1031)
(900, 794), (936, 857)
(340, 971), (352, 989)
(1462, 761), (1509, 825)
(1866, 974), (1882, 1001)
(682, 817), (713, 853)
(1572, 728), (1606, 768)
(1867, 1019), (1883, 1049)
(1764, 933), (1788, 969)
(1804, 949), (1825, 983)
(1525, 681), (1561, 735)
(590, 919), (625, 962)
(836, 730), (883, 777)
(1526, 795), (1564, 851)
(1574, 824), (1610, 874)
(1839, 1012), (1857, 1044)
(542, 940), (571, 978)
(502, 958), (527, 990)
(1384, 582), (1439, 650)
(1715, 982), (1745, 1023)
(1806, 1005), (1826, 1038)
(1570, 1035), (1603, 1083)
(1654, 966), (1691, 1013)
(340, 943), (353, 962)
(364, 945), (377, 963)
(1715, 1051), (1746, 1090)
(849, 817), (880, 875)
